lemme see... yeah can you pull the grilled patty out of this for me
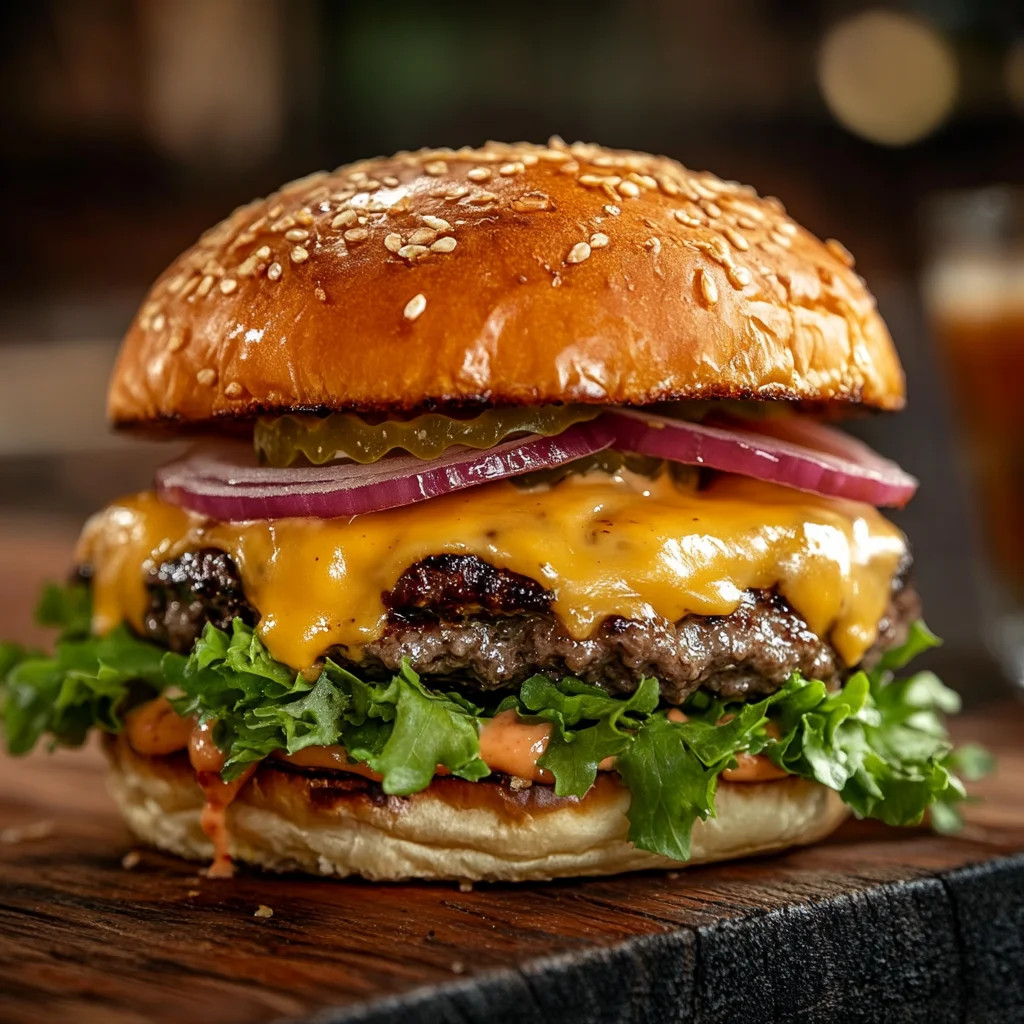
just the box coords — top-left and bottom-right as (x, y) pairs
(137, 549), (918, 704)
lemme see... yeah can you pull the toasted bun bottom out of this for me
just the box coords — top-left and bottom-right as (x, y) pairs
(104, 737), (848, 882)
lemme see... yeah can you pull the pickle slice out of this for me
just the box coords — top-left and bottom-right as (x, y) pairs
(255, 405), (602, 467)
(510, 452), (700, 491)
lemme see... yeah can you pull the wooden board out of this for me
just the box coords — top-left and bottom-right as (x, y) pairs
(1, 706), (1022, 1024)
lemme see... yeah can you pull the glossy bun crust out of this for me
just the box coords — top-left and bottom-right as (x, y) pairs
(109, 140), (904, 428)
(105, 737), (848, 882)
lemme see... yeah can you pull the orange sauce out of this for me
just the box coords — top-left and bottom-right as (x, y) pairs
(478, 710), (553, 782)
(124, 697), (193, 755)
(121, 691), (791, 875)
(721, 753), (789, 783)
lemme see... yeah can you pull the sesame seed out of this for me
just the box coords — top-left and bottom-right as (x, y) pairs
(618, 180), (640, 198)
(256, 245), (271, 259)
(314, 286), (327, 302)
(343, 228), (368, 243)
(284, 228), (310, 242)
(777, 221), (798, 236)
(384, 233), (403, 253)
(151, 313), (166, 332)
(560, 160), (580, 174)
(511, 192), (552, 212)
(444, 186), (470, 200)
(167, 325), (187, 352)
(771, 231), (793, 249)
(699, 268), (718, 306)
(254, 905), (274, 919)
(499, 161), (525, 175)
(219, 278), (238, 294)
(404, 293), (427, 320)
(121, 851), (141, 870)
(270, 215), (295, 232)
(702, 200), (722, 219)
(295, 208), (314, 226)
(826, 238), (855, 267)
(589, 233), (609, 248)
(645, 237), (662, 256)
(468, 191), (497, 205)
(604, 204), (620, 216)
(290, 246), (309, 263)
(381, 175), (400, 187)
(578, 173), (604, 188)
(424, 160), (448, 176)
(566, 242), (592, 264)
(430, 236), (457, 253)
(331, 210), (357, 229)
(422, 214), (451, 232)
(267, 204), (284, 219)
(724, 227), (749, 251)
(674, 209), (702, 228)
(522, 153), (539, 166)
(728, 265), (752, 288)
(179, 276), (199, 298)
(407, 227), (438, 246)
(737, 216), (758, 230)
(196, 368), (217, 386)
(224, 381), (244, 398)
(267, 262), (283, 281)
(398, 244), (429, 260)
(467, 167), (492, 182)
(629, 172), (657, 190)
(196, 275), (215, 297)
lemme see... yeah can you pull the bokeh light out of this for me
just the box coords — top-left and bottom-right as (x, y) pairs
(818, 10), (958, 146)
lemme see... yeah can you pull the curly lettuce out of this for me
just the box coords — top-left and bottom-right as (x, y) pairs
(0, 584), (991, 861)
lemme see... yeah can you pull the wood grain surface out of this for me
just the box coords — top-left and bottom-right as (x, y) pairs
(0, 707), (1021, 1024)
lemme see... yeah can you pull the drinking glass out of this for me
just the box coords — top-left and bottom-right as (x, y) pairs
(922, 187), (1024, 689)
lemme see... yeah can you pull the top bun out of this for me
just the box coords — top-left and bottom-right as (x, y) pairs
(108, 139), (904, 428)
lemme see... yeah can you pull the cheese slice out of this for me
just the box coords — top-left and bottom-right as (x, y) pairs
(78, 472), (907, 672)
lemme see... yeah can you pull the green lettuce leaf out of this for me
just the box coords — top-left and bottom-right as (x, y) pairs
(0, 584), (164, 754)
(524, 676), (659, 796)
(0, 582), (990, 863)
(165, 619), (488, 789)
(616, 715), (722, 861)
(369, 662), (490, 793)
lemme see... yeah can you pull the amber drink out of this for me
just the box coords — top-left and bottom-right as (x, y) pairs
(923, 187), (1024, 687)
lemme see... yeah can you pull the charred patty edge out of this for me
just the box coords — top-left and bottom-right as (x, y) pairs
(116, 548), (918, 705)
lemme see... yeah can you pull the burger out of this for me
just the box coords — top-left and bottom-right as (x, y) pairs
(0, 140), (981, 882)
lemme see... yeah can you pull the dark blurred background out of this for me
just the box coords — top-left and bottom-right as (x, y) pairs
(1, 0), (1022, 695)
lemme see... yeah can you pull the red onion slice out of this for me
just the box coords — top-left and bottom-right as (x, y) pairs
(156, 422), (615, 521)
(604, 410), (918, 507)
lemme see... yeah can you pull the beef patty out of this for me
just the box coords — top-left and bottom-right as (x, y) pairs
(137, 549), (919, 704)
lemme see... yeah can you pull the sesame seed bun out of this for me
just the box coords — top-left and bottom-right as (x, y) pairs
(104, 736), (848, 883)
(108, 139), (904, 429)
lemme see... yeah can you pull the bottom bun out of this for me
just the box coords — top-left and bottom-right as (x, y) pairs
(104, 736), (848, 882)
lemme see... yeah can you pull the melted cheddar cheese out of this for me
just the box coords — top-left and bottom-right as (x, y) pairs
(78, 473), (906, 671)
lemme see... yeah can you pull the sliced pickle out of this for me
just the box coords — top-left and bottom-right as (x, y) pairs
(255, 405), (602, 466)
(510, 452), (701, 491)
